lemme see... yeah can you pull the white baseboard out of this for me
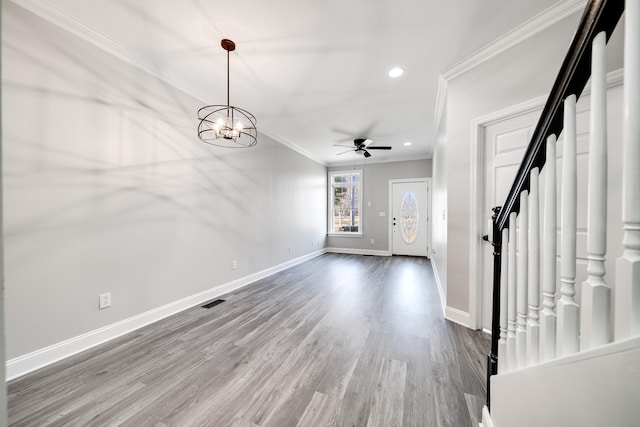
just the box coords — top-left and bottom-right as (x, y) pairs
(325, 247), (392, 256)
(445, 306), (472, 328)
(431, 260), (446, 317)
(480, 405), (494, 427)
(6, 249), (326, 381)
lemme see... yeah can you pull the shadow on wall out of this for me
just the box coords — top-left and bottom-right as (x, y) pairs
(2, 2), (328, 359)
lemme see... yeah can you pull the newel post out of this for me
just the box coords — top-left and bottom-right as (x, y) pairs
(486, 206), (502, 411)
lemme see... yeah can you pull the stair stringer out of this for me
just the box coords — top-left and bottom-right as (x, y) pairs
(489, 335), (640, 427)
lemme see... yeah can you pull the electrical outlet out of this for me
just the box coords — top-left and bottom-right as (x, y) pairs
(232, 260), (238, 270)
(370, 238), (375, 244)
(288, 246), (292, 254)
(99, 293), (111, 310)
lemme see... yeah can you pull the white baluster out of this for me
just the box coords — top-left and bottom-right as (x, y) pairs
(527, 168), (540, 365)
(540, 135), (558, 362)
(557, 94), (580, 356)
(516, 191), (529, 368)
(615, 0), (640, 340)
(581, 31), (612, 350)
(499, 227), (509, 373)
(507, 212), (517, 371)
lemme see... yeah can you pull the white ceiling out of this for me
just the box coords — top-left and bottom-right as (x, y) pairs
(13, 0), (581, 165)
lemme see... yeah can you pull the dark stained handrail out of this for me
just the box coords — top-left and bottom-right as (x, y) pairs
(487, 0), (624, 411)
(495, 0), (624, 231)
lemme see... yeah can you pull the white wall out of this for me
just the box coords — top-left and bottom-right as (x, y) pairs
(2, 3), (327, 361)
(326, 159), (431, 253)
(0, 0), (7, 421)
(432, 105), (447, 300)
(438, 12), (624, 318)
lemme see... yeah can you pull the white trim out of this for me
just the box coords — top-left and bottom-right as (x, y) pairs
(325, 247), (391, 257)
(434, 0), (587, 139)
(591, 67), (625, 92)
(387, 178), (431, 256)
(431, 258), (447, 317)
(260, 129), (327, 166)
(468, 94), (548, 329)
(328, 169), (363, 235)
(6, 249), (326, 381)
(445, 306), (471, 328)
(467, 69), (624, 331)
(9, 0), (176, 91)
(441, 0), (586, 82)
(434, 75), (448, 127)
(327, 153), (431, 168)
(8, 0), (326, 168)
(426, 179), (432, 258)
(497, 335), (640, 375)
(480, 405), (495, 427)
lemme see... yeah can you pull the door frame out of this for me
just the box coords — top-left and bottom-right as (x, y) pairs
(388, 178), (431, 257)
(469, 70), (623, 330)
(468, 95), (546, 330)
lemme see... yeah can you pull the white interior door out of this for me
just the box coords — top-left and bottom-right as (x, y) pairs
(482, 110), (539, 330)
(481, 103), (595, 331)
(479, 87), (625, 331)
(391, 180), (429, 256)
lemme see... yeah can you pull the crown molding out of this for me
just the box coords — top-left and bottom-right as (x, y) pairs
(10, 0), (195, 100)
(260, 130), (327, 166)
(433, 0), (587, 141)
(327, 153), (431, 168)
(9, 0), (326, 167)
(441, 0), (587, 81)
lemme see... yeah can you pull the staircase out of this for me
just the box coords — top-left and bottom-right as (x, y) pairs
(485, 335), (640, 427)
(482, 1), (640, 425)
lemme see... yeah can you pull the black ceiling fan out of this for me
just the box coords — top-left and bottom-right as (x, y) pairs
(333, 138), (392, 158)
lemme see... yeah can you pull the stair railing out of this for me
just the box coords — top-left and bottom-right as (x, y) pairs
(485, 0), (637, 411)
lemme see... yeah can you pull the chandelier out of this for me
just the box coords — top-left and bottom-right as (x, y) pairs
(197, 39), (257, 148)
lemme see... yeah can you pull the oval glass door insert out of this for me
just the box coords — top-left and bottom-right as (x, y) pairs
(400, 192), (419, 244)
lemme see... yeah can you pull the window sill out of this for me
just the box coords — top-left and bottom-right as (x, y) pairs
(327, 233), (363, 238)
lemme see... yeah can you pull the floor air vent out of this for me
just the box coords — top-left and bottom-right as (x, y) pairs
(202, 299), (226, 309)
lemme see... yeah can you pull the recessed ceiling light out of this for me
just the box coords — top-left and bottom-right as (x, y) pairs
(403, 141), (412, 146)
(388, 67), (404, 78)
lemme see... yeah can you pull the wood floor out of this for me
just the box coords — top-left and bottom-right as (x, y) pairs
(8, 254), (490, 427)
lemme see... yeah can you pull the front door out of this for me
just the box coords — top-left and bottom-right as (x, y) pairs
(391, 180), (429, 256)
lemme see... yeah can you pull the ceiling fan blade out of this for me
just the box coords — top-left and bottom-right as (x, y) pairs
(336, 149), (355, 155)
(363, 150), (372, 158)
(333, 144), (354, 148)
(331, 127), (357, 140)
(367, 146), (392, 150)
(359, 122), (378, 139)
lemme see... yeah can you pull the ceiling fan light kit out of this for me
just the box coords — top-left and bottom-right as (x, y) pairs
(197, 39), (257, 148)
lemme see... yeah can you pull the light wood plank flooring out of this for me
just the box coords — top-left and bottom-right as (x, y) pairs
(8, 254), (490, 426)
